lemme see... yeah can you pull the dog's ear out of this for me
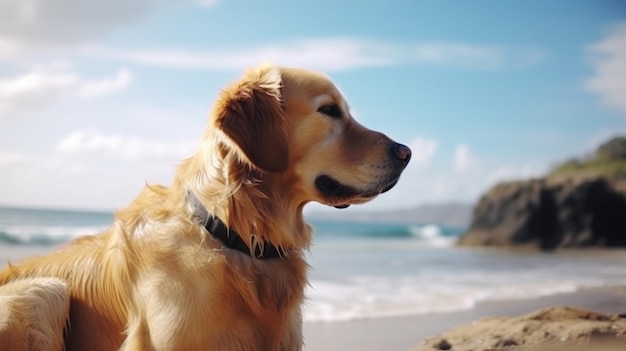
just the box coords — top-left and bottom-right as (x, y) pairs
(213, 65), (289, 173)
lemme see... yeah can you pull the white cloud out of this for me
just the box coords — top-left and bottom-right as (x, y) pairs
(0, 129), (200, 209)
(55, 130), (198, 161)
(84, 39), (545, 72)
(0, 69), (79, 96)
(0, 1), (155, 48)
(77, 68), (133, 99)
(0, 1), (541, 73)
(0, 152), (28, 167)
(0, 37), (26, 61)
(408, 137), (438, 169)
(0, 150), (139, 209)
(83, 39), (391, 72)
(584, 22), (626, 114)
(0, 68), (79, 117)
(452, 144), (477, 173)
(0, 0), (217, 52)
(0, 66), (132, 117)
(410, 43), (544, 70)
(0, 152), (78, 177)
(194, 0), (217, 7)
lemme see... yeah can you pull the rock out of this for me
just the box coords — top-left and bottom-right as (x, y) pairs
(415, 306), (626, 351)
(457, 176), (626, 250)
(435, 339), (452, 350)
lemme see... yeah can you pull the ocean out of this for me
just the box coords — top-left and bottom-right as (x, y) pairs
(1, 206), (625, 323)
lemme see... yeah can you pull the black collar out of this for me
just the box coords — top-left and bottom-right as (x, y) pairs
(189, 192), (284, 259)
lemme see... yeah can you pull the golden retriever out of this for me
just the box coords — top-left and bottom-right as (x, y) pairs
(0, 64), (411, 351)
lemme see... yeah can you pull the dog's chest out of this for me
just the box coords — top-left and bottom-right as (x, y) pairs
(142, 251), (307, 350)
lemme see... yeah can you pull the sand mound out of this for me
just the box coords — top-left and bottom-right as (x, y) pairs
(416, 306), (626, 351)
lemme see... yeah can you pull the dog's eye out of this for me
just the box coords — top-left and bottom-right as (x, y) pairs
(317, 104), (342, 119)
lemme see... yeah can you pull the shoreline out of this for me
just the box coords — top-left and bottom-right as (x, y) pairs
(303, 285), (626, 351)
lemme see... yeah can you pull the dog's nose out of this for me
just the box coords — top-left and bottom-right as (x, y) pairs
(392, 143), (411, 163)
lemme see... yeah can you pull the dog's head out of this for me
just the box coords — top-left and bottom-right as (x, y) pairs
(211, 64), (411, 209)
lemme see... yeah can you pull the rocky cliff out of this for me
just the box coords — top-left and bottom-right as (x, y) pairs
(458, 136), (626, 250)
(458, 177), (626, 249)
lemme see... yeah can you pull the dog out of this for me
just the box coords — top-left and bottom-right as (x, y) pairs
(0, 64), (411, 351)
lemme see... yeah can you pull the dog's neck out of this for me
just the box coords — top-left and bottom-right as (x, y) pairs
(188, 190), (286, 259)
(174, 144), (313, 254)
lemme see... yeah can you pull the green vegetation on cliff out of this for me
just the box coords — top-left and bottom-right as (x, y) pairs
(550, 136), (626, 178)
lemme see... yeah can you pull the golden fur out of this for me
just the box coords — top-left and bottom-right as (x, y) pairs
(0, 64), (410, 350)
(0, 278), (69, 351)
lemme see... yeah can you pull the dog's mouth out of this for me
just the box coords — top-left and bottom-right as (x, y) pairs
(315, 174), (400, 209)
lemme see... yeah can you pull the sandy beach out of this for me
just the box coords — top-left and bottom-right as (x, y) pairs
(304, 286), (626, 351)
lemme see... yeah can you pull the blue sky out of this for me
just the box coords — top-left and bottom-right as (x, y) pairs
(0, 0), (625, 212)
